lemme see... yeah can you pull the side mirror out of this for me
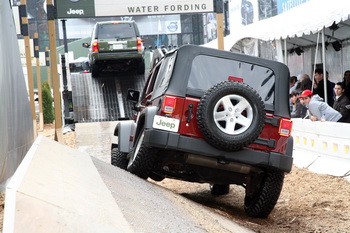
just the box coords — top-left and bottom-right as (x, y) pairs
(82, 42), (90, 48)
(127, 89), (140, 103)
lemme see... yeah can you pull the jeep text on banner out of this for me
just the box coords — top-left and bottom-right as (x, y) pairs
(56, 0), (214, 18)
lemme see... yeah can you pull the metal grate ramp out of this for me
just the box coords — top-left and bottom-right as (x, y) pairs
(71, 72), (145, 123)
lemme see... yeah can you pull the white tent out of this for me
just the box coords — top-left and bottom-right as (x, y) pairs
(205, 0), (350, 51)
(231, 0), (349, 48)
(204, 0), (350, 103)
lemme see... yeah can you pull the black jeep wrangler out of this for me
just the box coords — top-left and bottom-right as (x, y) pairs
(111, 45), (293, 218)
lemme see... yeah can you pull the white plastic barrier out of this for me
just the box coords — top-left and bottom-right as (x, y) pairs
(291, 118), (350, 179)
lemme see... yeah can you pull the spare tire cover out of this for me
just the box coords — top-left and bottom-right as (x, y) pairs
(196, 81), (265, 151)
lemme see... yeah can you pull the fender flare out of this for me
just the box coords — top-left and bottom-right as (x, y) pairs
(143, 106), (159, 129)
(117, 121), (137, 153)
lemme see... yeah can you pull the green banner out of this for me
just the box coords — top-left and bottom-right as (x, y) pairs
(56, 0), (95, 18)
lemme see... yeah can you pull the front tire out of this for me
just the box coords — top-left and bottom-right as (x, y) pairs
(127, 129), (158, 179)
(210, 184), (230, 196)
(244, 171), (285, 218)
(111, 148), (127, 170)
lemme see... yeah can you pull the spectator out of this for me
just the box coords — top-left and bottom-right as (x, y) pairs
(290, 91), (307, 118)
(326, 71), (335, 104)
(333, 82), (350, 123)
(313, 69), (334, 106)
(299, 98), (309, 119)
(343, 70), (350, 98)
(300, 74), (312, 91)
(289, 76), (298, 93)
(298, 89), (341, 122)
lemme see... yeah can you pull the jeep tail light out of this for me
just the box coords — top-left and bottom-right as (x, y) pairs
(279, 118), (293, 137)
(137, 37), (142, 51)
(162, 96), (176, 115)
(92, 41), (99, 52)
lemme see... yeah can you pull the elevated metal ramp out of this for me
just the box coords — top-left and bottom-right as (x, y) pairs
(71, 72), (145, 122)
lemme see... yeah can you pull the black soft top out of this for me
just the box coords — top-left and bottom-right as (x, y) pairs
(163, 45), (290, 118)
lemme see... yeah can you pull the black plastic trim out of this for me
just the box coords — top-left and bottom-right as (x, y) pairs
(265, 115), (280, 126)
(254, 138), (276, 148)
(143, 129), (293, 173)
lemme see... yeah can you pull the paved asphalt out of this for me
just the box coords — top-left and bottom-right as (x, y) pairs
(76, 122), (253, 233)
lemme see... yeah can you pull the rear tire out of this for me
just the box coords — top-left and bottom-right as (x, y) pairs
(127, 129), (158, 179)
(244, 171), (285, 218)
(111, 148), (127, 170)
(91, 64), (99, 77)
(137, 61), (145, 74)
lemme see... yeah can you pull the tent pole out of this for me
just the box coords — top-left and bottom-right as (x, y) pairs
(312, 32), (320, 92)
(321, 28), (328, 104)
(284, 39), (287, 65)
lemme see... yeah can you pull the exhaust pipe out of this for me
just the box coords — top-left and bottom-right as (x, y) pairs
(185, 154), (260, 175)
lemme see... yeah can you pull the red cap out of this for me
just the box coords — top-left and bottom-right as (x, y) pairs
(298, 89), (313, 98)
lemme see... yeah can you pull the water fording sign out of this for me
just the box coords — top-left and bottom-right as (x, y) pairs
(56, 0), (214, 18)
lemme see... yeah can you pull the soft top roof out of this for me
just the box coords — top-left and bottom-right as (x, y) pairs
(164, 45), (290, 118)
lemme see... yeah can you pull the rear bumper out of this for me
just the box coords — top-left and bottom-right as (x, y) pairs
(92, 51), (143, 63)
(143, 128), (294, 173)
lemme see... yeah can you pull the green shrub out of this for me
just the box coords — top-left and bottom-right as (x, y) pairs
(42, 82), (50, 91)
(41, 82), (54, 123)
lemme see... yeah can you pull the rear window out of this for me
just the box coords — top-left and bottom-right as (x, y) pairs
(97, 23), (136, 39)
(188, 55), (275, 107)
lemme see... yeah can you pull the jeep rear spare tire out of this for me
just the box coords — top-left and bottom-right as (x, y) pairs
(197, 81), (265, 151)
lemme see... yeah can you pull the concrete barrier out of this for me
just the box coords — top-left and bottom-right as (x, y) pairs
(292, 118), (350, 180)
(3, 135), (133, 233)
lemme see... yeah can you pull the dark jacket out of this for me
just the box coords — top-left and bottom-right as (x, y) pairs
(344, 82), (350, 99)
(333, 95), (350, 123)
(291, 100), (307, 118)
(313, 79), (334, 106)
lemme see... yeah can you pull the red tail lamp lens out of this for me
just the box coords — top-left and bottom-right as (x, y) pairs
(279, 119), (293, 137)
(92, 41), (99, 52)
(162, 96), (176, 114)
(137, 37), (142, 51)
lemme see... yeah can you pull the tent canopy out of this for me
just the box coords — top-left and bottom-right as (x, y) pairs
(205, 0), (350, 51)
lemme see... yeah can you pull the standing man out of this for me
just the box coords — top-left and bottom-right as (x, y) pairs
(333, 82), (350, 123)
(298, 90), (341, 122)
(313, 69), (334, 106)
(343, 70), (350, 98)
